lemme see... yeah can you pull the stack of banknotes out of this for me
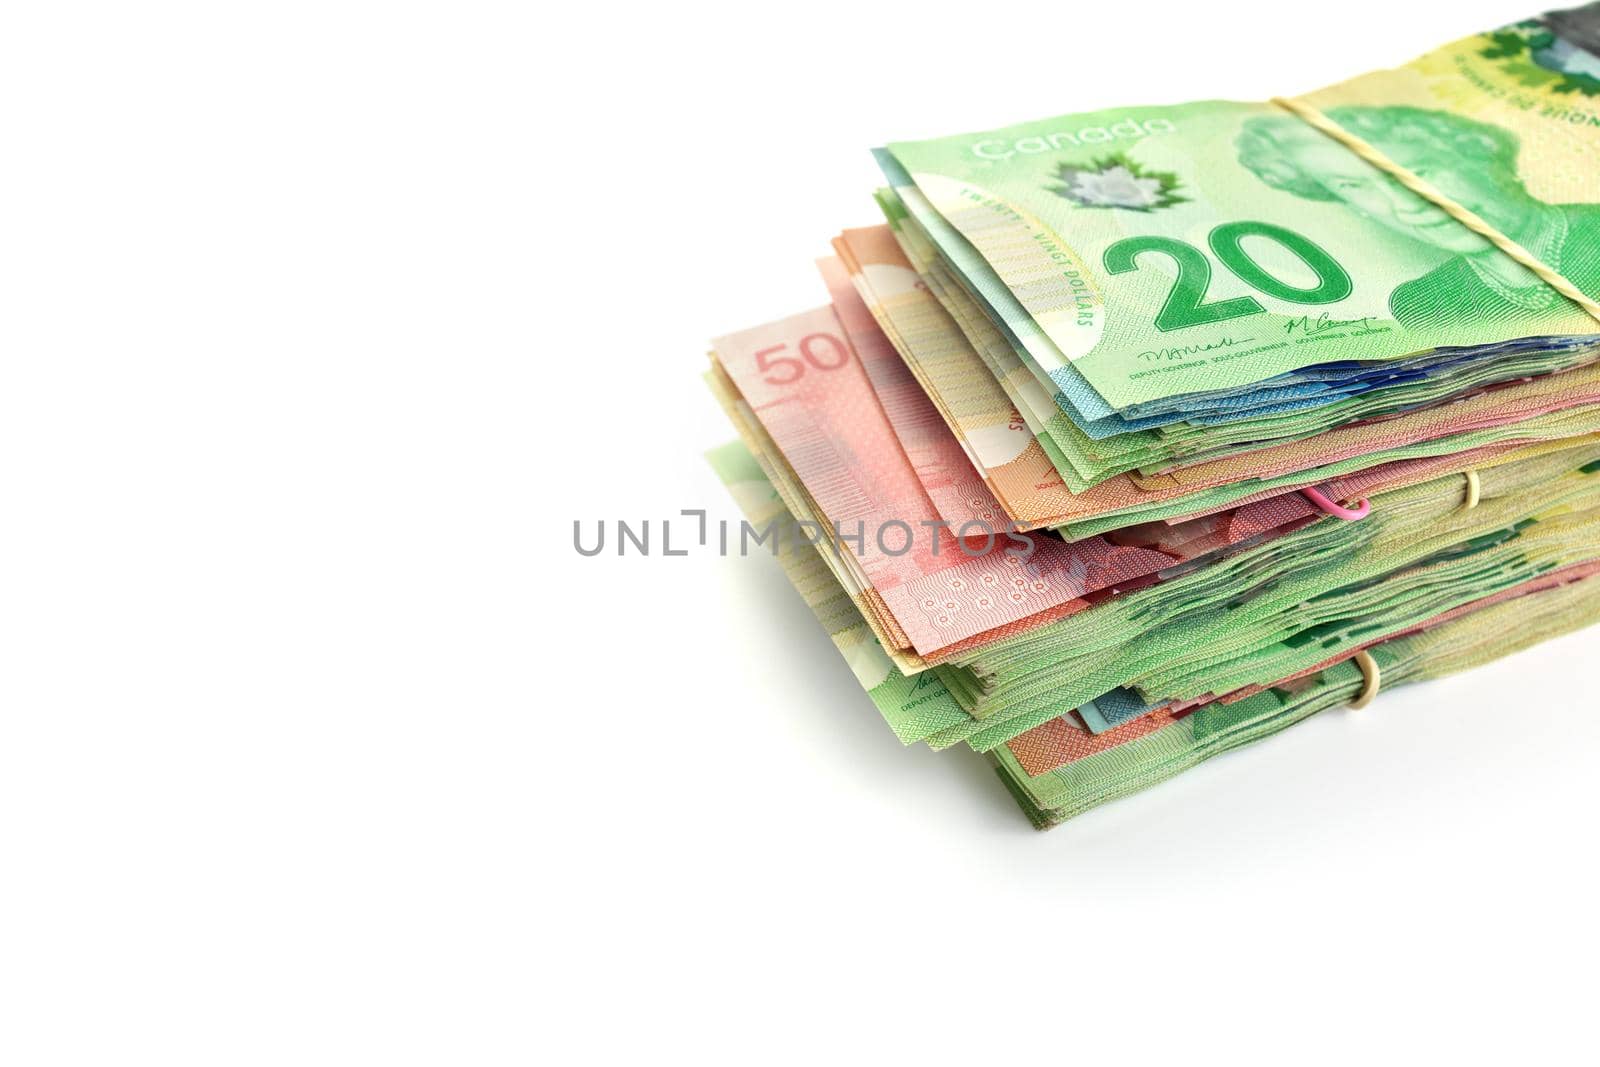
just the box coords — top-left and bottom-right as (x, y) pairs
(705, 4), (1600, 828)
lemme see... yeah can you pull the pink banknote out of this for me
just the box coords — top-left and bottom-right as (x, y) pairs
(712, 306), (1182, 656)
(817, 255), (1002, 534)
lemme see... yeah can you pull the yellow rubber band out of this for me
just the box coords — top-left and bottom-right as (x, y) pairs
(1349, 650), (1381, 710)
(1271, 96), (1600, 326)
(1463, 469), (1481, 511)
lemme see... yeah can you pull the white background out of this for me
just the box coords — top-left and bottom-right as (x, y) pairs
(4, 1), (1597, 1062)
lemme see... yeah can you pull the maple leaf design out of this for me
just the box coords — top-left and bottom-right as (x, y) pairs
(1046, 154), (1187, 212)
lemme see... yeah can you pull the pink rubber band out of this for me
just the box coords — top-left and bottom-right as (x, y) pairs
(1300, 485), (1371, 521)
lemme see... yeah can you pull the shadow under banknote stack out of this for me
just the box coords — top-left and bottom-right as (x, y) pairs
(705, 4), (1600, 828)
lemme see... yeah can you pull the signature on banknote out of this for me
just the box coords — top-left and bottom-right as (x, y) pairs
(1137, 336), (1258, 363)
(1284, 313), (1381, 336)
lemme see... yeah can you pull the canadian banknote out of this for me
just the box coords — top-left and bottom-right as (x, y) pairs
(701, 4), (1600, 828)
(997, 569), (1600, 828)
(709, 437), (1600, 825)
(879, 9), (1600, 411)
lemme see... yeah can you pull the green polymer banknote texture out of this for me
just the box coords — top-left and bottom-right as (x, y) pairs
(929, 445), (1600, 749)
(710, 439), (1600, 826)
(994, 574), (1600, 829)
(882, 53), (1600, 411)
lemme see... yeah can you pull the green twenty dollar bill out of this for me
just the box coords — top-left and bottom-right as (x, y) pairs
(882, 11), (1600, 411)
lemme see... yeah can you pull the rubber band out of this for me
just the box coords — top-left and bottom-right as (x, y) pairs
(1271, 96), (1600, 326)
(1349, 650), (1381, 710)
(1300, 485), (1371, 520)
(1462, 469), (1481, 511)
